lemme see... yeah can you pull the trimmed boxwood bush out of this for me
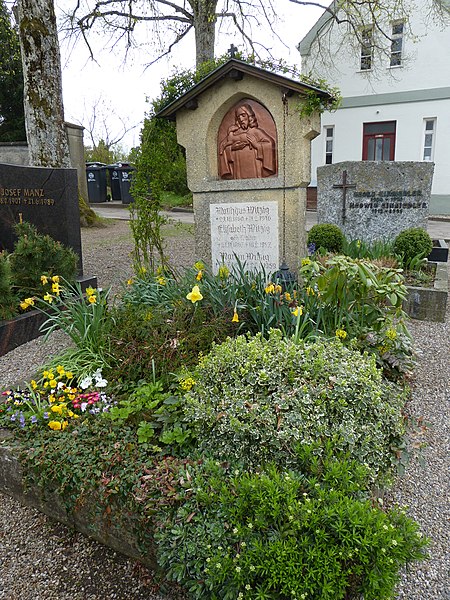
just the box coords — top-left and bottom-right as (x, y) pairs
(393, 227), (433, 268)
(307, 223), (344, 253)
(184, 331), (407, 482)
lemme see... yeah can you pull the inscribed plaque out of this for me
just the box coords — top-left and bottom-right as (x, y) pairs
(210, 201), (279, 274)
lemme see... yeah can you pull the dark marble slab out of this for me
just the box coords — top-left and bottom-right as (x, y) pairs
(0, 163), (83, 273)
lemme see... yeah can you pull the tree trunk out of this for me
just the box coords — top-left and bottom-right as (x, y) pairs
(192, 0), (217, 65)
(17, 0), (70, 167)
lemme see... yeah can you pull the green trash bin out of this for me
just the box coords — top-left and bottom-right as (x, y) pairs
(86, 163), (107, 203)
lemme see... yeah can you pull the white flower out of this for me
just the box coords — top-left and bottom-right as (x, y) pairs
(80, 376), (93, 390)
(81, 402), (88, 412)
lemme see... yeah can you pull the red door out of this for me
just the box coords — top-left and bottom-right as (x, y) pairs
(362, 121), (396, 161)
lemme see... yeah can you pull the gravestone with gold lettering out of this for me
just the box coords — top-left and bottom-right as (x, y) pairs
(317, 161), (434, 243)
(0, 163), (83, 271)
(157, 59), (330, 274)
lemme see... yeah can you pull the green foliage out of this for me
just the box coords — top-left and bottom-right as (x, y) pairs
(342, 237), (396, 261)
(106, 291), (238, 385)
(393, 228), (433, 269)
(84, 139), (128, 165)
(10, 222), (78, 298)
(307, 223), (345, 253)
(0, 0), (26, 141)
(184, 331), (408, 481)
(299, 255), (413, 379)
(155, 450), (428, 600)
(0, 251), (17, 320)
(37, 280), (113, 378)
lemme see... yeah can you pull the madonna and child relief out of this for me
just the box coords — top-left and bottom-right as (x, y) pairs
(218, 99), (277, 180)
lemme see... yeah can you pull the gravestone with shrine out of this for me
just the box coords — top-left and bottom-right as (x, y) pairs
(0, 163), (84, 272)
(157, 58), (330, 274)
(317, 161), (434, 243)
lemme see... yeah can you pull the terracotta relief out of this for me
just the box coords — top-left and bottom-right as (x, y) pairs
(218, 99), (277, 180)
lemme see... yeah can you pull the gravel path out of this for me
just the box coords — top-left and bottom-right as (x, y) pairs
(0, 220), (448, 599)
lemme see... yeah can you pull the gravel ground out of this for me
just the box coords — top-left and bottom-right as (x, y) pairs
(0, 219), (449, 599)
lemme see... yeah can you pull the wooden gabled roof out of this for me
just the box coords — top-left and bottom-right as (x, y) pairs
(156, 58), (331, 120)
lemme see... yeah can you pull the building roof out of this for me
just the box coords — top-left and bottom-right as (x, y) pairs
(298, 1), (337, 57)
(156, 58), (331, 119)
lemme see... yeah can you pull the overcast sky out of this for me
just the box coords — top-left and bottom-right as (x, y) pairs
(55, 1), (330, 151)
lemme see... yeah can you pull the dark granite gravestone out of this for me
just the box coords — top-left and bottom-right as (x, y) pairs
(0, 163), (83, 272)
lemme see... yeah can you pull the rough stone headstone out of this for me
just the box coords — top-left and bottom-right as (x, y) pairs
(157, 59), (330, 275)
(0, 163), (83, 271)
(317, 161), (434, 243)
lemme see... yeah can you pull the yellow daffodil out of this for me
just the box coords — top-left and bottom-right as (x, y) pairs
(265, 283), (275, 294)
(301, 258), (311, 267)
(284, 292), (292, 302)
(30, 380), (38, 390)
(56, 365), (65, 374)
(66, 371), (73, 379)
(49, 379), (57, 389)
(196, 270), (203, 281)
(157, 276), (166, 285)
(88, 294), (97, 304)
(274, 284), (283, 294)
(180, 377), (196, 391)
(335, 329), (347, 340)
(127, 278), (133, 286)
(43, 293), (53, 303)
(52, 282), (60, 294)
(20, 297), (35, 310)
(48, 420), (62, 430)
(186, 285), (203, 303)
(41, 275), (48, 285)
(218, 265), (230, 279)
(194, 261), (205, 271)
(232, 310), (239, 323)
(292, 306), (303, 317)
(51, 275), (60, 283)
(86, 287), (96, 297)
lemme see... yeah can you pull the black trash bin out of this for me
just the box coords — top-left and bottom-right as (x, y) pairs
(107, 163), (122, 201)
(116, 162), (136, 205)
(86, 162), (107, 203)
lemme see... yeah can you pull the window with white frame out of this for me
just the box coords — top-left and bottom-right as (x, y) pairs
(390, 21), (404, 66)
(360, 26), (373, 70)
(423, 119), (436, 161)
(325, 126), (334, 164)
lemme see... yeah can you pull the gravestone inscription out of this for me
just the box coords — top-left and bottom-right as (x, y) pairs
(210, 201), (279, 273)
(317, 161), (434, 243)
(0, 163), (83, 271)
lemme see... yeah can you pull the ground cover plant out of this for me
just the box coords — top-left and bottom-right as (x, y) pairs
(0, 234), (429, 599)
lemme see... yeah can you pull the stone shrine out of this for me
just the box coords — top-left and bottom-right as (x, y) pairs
(157, 59), (330, 274)
(317, 161), (434, 243)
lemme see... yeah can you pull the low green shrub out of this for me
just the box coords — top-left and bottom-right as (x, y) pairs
(393, 228), (433, 269)
(183, 331), (408, 481)
(0, 251), (17, 320)
(155, 450), (429, 600)
(10, 221), (78, 298)
(307, 223), (344, 253)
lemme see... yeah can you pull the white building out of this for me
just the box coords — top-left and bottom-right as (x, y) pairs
(298, 0), (450, 214)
